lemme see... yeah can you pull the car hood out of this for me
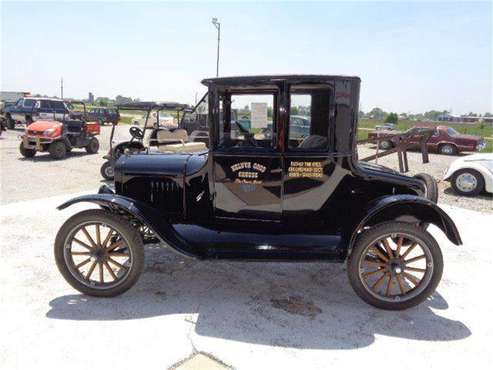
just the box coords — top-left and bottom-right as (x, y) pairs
(27, 120), (62, 131)
(116, 153), (191, 177)
(453, 153), (493, 163)
(460, 134), (482, 140)
(115, 152), (208, 177)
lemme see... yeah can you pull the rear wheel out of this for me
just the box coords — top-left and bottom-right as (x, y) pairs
(378, 140), (393, 150)
(348, 222), (443, 310)
(49, 141), (67, 159)
(19, 142), (36, 158)
(54, 209), (144, 297)
(100, 161), (114, 180)
(451, 169), (484, 196)
(85, 137), (99, 154)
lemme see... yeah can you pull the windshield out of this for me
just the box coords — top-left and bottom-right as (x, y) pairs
(447, 127), (460, 136)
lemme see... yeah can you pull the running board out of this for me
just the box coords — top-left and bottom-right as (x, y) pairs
(173, 224), (345, 261)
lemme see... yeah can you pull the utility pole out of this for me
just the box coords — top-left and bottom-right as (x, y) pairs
(212, 18), (220, 77)
(60, 77), (64, 99)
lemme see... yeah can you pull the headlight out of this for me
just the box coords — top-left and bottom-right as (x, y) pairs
(43, 128), (56, 136)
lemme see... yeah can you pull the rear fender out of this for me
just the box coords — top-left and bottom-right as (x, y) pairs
(57, 193), (203, 259)
(348, 195), (462, 252)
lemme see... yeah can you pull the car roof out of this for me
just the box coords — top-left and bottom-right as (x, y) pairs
(201, 74), (361, 87)
(25, 97), (64, 101)
(117, 101), (189, 111)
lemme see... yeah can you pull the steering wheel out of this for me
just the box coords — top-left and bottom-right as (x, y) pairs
(233, 121), (259, 147)
(129, 126), (144, 140)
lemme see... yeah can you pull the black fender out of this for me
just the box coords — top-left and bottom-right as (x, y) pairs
(57, 192), (204, 259)
(348, 194), (462, 250)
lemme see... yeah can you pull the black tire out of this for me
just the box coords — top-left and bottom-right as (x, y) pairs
(19, 142), (36, 158)
(7, 116), (15, 129)
(348, 222), (443, 310)
(54, 209), (144, 297)
(439, 143), (457, 155)
(414, 173), (438, 203)
(100, 161), (114, 180)
(85, 137), (99, 154)
(451, 168), (484, 196)
(378, 140), (393, 150)
(49, 141), (67, 159)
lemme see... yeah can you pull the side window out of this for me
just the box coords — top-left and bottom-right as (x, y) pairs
(39, 100), (52, 109)
(50, 101), (66, 111)
(23, 99), (36, 108)
(217, 93), (276, 151)
(16, 99), (24, 107)
(288, 85), (332, 151)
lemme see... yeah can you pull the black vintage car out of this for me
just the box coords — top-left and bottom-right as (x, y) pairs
(54, 75), (461, 310)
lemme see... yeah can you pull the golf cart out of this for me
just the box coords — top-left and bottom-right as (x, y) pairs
(100, 102), (207, 180)
(55, 75), (461, 310)
(19, 101), (100, 160)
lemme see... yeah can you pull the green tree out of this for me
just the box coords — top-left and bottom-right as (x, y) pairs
(368, 107), (386, 120)
(291, 106), (299, 115)
(384, 112), (398, 124)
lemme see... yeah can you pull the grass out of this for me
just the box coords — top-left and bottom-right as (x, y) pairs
(357, 119), (493, 153)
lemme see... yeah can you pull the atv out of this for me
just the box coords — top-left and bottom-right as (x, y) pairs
(19, 101), (100, 160)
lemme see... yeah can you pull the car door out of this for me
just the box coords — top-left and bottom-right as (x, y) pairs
(282, 83), (343, 230)
(211, 92), (282, 221)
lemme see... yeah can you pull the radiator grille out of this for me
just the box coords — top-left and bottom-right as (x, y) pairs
(123, 177), (182, 214)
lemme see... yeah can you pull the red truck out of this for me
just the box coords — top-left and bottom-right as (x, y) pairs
(368, 125), (486, 155)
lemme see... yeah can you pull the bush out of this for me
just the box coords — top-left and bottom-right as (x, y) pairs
(384, 112), (398, 124)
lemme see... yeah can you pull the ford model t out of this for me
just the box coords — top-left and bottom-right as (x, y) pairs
(55, 75), (461, 310)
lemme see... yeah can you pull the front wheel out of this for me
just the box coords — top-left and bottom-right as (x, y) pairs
(19, 142), (36, 158)
(54, 209), (144, 297)
(49, 141), (67, 159)
(439, 144), (457, 155)
(348, 222), (443, 310)
(100, 160), (114, 180)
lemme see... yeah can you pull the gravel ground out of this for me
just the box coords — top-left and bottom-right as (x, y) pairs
(1, 126), (491, 212)
(1, 193), (492, 370)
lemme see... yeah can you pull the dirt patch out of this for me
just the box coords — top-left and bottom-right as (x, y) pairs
(271, 295), (322, 319)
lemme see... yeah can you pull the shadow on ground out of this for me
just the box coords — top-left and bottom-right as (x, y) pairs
(443, 186), (493, 200)
(47, 245), (471, 350)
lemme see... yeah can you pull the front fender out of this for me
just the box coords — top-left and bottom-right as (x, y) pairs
(58, 193), (204, 259)
(348, 195), (462, 248)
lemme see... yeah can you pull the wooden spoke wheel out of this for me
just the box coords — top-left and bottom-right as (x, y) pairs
(55, 209), (144, 297)
(348, 222), (443, 310)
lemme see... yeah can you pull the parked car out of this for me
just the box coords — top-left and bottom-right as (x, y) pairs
(19, 101), (100, 160)
(3, 97), (71, 129)
(54, 74), (461, 311)
(375, 123), (396, 131)
(369, 125), (485, 154)
(443, 153), (493, 196)
(87, 107), (120, 125)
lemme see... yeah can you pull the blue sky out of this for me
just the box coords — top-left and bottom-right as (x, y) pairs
(1, 1), (491, 114)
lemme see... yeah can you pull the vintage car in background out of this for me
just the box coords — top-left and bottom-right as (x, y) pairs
(369, 125), (485, 154)
(54, 75), (461, 310)
(444, 153), (493, 196)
